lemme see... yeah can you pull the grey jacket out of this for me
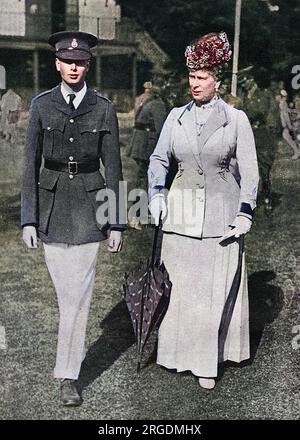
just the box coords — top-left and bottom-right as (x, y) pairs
(148, 99), (259, 238)
(21, 85), (126, 245)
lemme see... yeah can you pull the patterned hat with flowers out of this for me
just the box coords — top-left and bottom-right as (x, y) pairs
(185, 32), (232, 70)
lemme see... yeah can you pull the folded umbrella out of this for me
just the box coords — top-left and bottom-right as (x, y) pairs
(123, 219), (172, 371)
(218, 235), (245, 362)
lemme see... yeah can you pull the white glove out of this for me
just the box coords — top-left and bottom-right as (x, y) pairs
(220, 216), (252, 243)
(22, 226), (38, 249)
(107, 230), (123, 253)
(148, 193), (167, 226)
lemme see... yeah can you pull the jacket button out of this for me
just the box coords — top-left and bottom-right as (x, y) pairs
(92, 129), (97, 133)
(47, 126), (51, 130)
(69, 119), (74, 123)
(69, 156), (74, 161)
(198, 170), (203, 175)
(69, 174), (74, 180)
(69, 137), (74, 142)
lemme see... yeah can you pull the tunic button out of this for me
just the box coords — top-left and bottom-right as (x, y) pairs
(92, 129), (97, 133)
(198, 170), (203, 175)
(69, 137), (74, 142)
(69, 156), (74, 161)
(47, 126), (51, 130)
(69, 119), (74, 123)
(69, 174), (74, 180)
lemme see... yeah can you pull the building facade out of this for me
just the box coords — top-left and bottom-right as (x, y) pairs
(0, 0), (169, 110)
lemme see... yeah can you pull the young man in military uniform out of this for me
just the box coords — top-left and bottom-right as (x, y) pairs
(21, 31), (126, 406)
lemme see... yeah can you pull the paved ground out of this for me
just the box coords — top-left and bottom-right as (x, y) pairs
(0, 132), (299, 420)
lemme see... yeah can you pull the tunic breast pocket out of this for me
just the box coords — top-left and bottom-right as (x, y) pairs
(42, 119), (65, 158)
(79, 121), (110, 156)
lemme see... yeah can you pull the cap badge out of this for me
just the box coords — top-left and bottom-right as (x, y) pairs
(71, 38), (78, 48)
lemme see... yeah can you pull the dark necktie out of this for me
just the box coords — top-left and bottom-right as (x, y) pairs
(68, 93), (76, 111)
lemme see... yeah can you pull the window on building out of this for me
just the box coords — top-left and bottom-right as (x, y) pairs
(101, 55), (132, 90)
(51, 0), (66, 33)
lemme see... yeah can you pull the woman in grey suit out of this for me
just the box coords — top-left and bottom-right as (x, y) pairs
(148, 32), (259, 390)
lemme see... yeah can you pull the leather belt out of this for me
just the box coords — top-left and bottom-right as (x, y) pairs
(44, 159), (99, 175)
(134, 121), (155, 132)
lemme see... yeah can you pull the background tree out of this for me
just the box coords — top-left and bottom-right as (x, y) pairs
(122, 0), (300, 92)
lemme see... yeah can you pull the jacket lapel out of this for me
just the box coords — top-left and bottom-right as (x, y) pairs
(177, 101), (202, 168)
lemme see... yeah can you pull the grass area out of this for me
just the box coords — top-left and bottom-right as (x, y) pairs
(0, 131), (299, 420)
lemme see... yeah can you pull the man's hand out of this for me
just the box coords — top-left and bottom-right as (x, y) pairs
(107, 230), (123, 252)
(219, 216), (252, 243)
(22, 226), (38, 249)
(148, 193), (167, 226)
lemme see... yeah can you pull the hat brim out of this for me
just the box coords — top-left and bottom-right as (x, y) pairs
(48, 31), (98, 48)
(55, 49), (92, 61)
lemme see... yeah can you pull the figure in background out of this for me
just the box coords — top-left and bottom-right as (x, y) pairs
(0, 88), (23, 141)
(134, 81), (153, 116)
(127, 81), (167, 191)
(277, 90), (300, 159)
(289, 95), (300, 147)
(244, 87), (280, 211)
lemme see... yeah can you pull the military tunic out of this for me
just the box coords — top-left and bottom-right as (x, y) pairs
(128, 95), (167, 162)
(21, 84), (125, 245)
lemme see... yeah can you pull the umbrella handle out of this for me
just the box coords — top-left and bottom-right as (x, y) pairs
(239, 234), (244, 259)
(151, 213), (163, 267)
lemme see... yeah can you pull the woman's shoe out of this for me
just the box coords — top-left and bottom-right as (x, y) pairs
(198, 378), (216, 390)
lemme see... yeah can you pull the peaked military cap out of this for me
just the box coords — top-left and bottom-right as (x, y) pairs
(48, 31), (98, 60)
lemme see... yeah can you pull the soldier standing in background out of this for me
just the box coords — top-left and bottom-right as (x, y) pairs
(127, 81), (167, 190)
(21, 31), (125, 407)
(133, 81), (153, 116)
(126, 81), (166, 229)
(244, 87), (281, 211)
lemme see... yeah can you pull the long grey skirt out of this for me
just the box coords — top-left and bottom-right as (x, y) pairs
(157, 232), (250, 378)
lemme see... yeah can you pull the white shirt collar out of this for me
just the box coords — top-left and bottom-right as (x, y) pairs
(60, 81), (87, 109)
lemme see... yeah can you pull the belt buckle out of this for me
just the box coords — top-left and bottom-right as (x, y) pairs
(68, 161), (78, 174)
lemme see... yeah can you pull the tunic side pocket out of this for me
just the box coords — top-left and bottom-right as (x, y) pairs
(81, 171), (108, 231)
(38, 169), (60, 234)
